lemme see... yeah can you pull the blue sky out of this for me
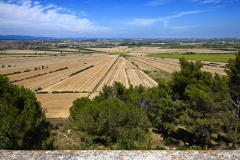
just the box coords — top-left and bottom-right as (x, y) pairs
(0, 0), (239, 38)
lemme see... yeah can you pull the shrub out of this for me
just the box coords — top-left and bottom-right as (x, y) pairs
(176, 145), (188, 150)
(153, 145), (165, 150)
(189, 145), (201, 150)
(24, 69), (31, 72)
(69, 98), (151, 143)
(164, 138), (172, 146)
(35, 91), (48, 94)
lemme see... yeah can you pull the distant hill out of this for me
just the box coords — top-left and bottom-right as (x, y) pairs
(0, 35), (99, 41)
(0, 35), (139, 41)
(0, 35), (55, 40)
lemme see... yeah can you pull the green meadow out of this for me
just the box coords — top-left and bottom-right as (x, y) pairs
(148, 53), (236, 63)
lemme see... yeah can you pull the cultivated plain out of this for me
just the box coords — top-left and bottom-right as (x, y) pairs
(0, 45), (235, 118)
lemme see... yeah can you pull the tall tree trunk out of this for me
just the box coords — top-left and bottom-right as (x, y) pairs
(204, 131), (210, 150)
(163, 128), (168, 140)
(233, 123), (239, 148)
(187, 133), (193, 146)
(205, 136), (208, 150)
(233, 100), (240, 148)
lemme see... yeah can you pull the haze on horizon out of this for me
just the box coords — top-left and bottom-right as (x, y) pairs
(0, 0), (239, 38)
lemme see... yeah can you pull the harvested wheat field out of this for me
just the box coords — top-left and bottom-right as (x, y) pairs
(36, 93), (89, 118)
(90, 46), (235, 56)
(2, 49), (78, 55)
(0, 48), (228, 118)
(43, 56), (118, 92)
(96, 57), (158, 92)
(127, 56), (226, 75)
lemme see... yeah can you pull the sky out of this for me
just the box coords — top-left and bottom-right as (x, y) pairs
(0, 0), (239, 38)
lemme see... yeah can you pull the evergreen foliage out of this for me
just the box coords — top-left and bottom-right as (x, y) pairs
(0, 75), (53, 149)
(69, 91), (151, 149)
(225, 50), (240, 147)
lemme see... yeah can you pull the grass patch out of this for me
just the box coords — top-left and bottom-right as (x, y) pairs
(148, 53), (235, 63)
(144, 70), (172, 82)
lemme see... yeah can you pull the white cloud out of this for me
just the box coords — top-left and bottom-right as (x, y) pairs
(126, 18), (158, 26)
(146, 0), (239, 6)
(79, 11), (89, 17)
(163, 20), (169, 27)
(169, 25), (196, 31)
(164, 10), (203, 19)
(126, 10), (203, 26)
(146, 0), (174, 6)
(189, 0), (239, 4)
(0, 0), (109, 36)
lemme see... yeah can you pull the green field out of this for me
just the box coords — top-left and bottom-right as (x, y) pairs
(148, 53), (235, 63)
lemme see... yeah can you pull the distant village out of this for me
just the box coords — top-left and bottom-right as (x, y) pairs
(0, 38), (239, 51)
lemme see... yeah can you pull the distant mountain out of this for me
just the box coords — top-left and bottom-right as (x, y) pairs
(0, 35), (107, 41)
(0, 35), (56, 40)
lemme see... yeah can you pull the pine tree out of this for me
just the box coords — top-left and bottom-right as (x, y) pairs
(170, 58), (229, 149)
(0, 75), (53, 149)
(225, 50), (240, 147)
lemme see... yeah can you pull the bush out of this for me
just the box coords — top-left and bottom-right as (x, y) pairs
(35, 91), (48, 94)
(164, 138), (172, 146)
(189, 145), (201, 150)
(4, 71), (21, 76)
(153, 145), (165, 150)
(24, 69), (31, 72)
(49, 67), (68, 73)
(70, 139), (99, 150)
(69, 97), (151, 143)
(176, 145), (188, 150)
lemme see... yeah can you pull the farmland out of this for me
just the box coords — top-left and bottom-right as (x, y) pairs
(36, 93), (89, 118)
(0, 44), (235, 118)
(95, 57), (158, 94)
(0, 53), (158, 118)
(148, 53), (235, 63)
(127, 56), (227, 75)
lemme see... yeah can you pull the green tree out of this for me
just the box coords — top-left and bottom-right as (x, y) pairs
(170, 57), (212, 100)
(225, 50), (240, 147)
(0, 75), (53, 149)
(170, 58), (230, 149)
(144, 82), (182, 140)
(99, 82), (126, 100)
(69, 97), (151, 145)
(180, 82), (224, 149)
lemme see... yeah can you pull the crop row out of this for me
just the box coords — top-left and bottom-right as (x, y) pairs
(128, 56), (226, 75)
(43, 57), (118, 92)
(13, 55), (114, 91)
(96, 57), (158, 91)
